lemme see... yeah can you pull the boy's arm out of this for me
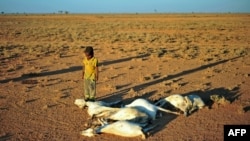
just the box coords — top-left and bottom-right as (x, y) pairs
(95, 66), (98, 81)
(82, 63), (85, 79)
(82, 70), (84, 79)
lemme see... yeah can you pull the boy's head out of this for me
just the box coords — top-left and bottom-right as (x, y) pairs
(84, 46), (94, 59)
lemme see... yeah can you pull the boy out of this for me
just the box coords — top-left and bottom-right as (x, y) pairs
(82, 46), (98, 101)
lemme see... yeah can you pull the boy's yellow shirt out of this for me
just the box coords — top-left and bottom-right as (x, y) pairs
(83, 57), (98, 80)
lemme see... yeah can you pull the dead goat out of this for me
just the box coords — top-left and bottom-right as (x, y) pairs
(185, 94), (205, 115)
(87, 103), (151, 124)
(155, 94), (205, 116)
(125, 98), (180, 120)
(81, 120), (157, 139)
(74, 98), (121, 109)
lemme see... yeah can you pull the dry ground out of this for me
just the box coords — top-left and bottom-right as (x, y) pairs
(0, 14), (250, 141)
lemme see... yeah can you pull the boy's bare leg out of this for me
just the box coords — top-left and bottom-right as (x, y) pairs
(89, 80), (96, 101)
(84, 79), (90, 101)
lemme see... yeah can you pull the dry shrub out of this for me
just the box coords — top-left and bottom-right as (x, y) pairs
(210, 95), (231, 105)
(128, 88), (139, 97)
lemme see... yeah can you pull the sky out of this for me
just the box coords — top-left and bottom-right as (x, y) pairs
(0, 0), (250, 14)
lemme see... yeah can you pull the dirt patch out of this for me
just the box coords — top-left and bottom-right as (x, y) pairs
(0, 14), (250, 141)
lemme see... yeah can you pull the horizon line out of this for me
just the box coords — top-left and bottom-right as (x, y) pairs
(1, 12), (250, 15)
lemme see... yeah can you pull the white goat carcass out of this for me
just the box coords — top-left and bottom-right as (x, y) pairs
(125, 98), (180, 120)
(155, 94), (205, 116)
(185, 94), (205, 114)
(81, 120), (156, 139)
(74, 98), (121, 109)
(86, 101), (150, 124)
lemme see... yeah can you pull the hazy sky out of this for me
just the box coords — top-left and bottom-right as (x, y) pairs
(0, 0), (249, 13)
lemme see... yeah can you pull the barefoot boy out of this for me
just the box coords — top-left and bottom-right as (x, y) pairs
(82, 46), (98, 101)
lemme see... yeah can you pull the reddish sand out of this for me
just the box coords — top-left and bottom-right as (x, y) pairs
(0, 14), (249, 141)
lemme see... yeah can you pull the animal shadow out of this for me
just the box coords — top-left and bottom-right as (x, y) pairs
(0, 133), (12, 141)
(98, 90), (158, 106)
(148, 114), (178, 137)
(243, 106), (250, 112)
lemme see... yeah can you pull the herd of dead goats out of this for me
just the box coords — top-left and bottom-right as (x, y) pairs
(74, 94), (206, 139)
